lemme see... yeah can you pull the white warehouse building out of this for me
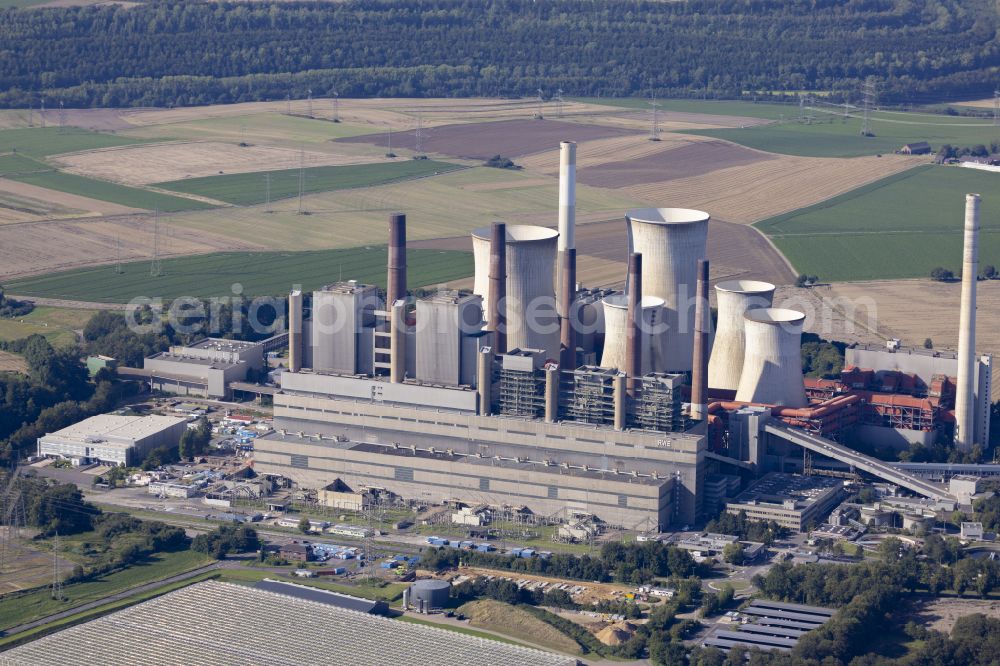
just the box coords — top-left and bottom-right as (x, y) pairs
(37, 414), (188, 467)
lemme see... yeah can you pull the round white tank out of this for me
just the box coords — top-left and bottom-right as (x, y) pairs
(707, 280), (775, 391)
(600, 292), (666, 375)
(735, 308), (808, 407)
(472, 224), (559, 358)
(625, 207), (709, 372)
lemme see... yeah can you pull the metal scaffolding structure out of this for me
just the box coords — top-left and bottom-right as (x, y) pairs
(634, 373), (687, 432)
(498, 366), (545, 417)
(565, 366), (617, 425)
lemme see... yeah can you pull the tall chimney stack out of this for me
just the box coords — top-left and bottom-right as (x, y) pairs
(625, 252), (642, 398)
(559, 248), (577, 370)
(387, 213), (407, 304)
(288, 289), (302, 373)
(690, 259), (709, 420)
(955, 193), (980, 451)
(557, 141), (576, 302)
(488, 222), (507, 354)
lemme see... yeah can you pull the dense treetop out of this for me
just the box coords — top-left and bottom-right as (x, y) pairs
(0, 0), (996, 108)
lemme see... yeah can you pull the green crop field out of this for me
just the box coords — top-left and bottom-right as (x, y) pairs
(5, 246), (474, 302)
(0, 127), (148, 158)
(155, 159), (463, 206)
(577, 97), (795, 120)
(6, 165), (214, 212)
(122, 112), (373, 145)
(688, 109), (1000, 158)
(0, 152), (51, 176)
(755, 165), (1000, 281)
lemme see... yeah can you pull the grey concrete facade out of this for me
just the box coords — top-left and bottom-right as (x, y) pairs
(257, 389), (706, 527)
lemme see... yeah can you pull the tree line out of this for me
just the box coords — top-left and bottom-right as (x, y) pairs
(0, 0), (996, 108)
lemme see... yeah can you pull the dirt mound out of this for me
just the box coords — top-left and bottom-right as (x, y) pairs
(595, 621), (637, 646)
(458, 599), (581, 655)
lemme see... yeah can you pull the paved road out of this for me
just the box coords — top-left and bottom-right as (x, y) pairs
(1, 561), (229, 638)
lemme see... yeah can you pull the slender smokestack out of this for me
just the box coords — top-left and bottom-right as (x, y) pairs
(557, 141), (576, 302)
(389, 299), (406, 384)
(955, 193), (980, 451)
(488, 222), (507, 354)
(477, 346), (493, 416)
(625, 252), (642, 397)
(545, 363), (560, 423)
(690, 259), (709, 420)
(388, 213), (407, 304)
(559, 248), (577, 370)
(288, 289), (302, 373)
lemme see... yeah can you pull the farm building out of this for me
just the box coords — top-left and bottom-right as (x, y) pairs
(0, 581), (576, 666)
(899, 141), (931, 155)
(37, 414), (187, 467)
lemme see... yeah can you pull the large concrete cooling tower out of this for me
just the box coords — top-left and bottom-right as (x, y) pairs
(600, 293), (666, 376)
(472, 224), (559, 358)
(735, 308), (808, 407)
(625, 207), (709, 372)
(707, 280), (775, 391)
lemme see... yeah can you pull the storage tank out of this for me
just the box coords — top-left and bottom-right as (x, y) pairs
(600, 292), (665, 376)
(707, 280), (775, 391)
(625, 207), (709, 372)
(735, 308), (808, 407)
(472, 224), (559, 359)
(410, 579), (451, 610)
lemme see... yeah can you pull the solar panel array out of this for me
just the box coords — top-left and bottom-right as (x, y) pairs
(1, 581), (577, 666)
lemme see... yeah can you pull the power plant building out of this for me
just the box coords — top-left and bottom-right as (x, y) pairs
(37, 414), (187, 467)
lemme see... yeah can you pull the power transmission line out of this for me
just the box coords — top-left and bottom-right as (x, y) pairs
(333, 91), (340, 123)
(115, 235), (123, 275)
(51, 532), (63, 601)
(150, 210), (162, 277)
(296, 148), (305, 215)
(994, 89), (999, 127)
(264, 173), (271, 213)
(306, 89), (313, 118)
(555, 89), (564, 118)
(535, 89), (544, 120)
(58, 100), (66, 133)
(39, 98), (46, 128)
(413, 113), (424, 156)
(860, 77), (877, 137)
(649, 91), (661, 141)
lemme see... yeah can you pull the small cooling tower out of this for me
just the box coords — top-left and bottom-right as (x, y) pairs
(707, 280), (775, 391)
(735, 308), (808, 407)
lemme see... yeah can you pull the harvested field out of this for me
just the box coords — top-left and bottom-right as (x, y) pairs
(577, 139), (775, 188)
(168, 166), (645, 252)
(121, 98), (615, 132)
(0, 214), (264, 280)
(904, 596), (1000, 634)
(336, 118), (643, 160)
(0, 177), (139, 221)
(0, 108), (136, 132)
(824, 279), (1000, 359)
(53, 141), (391, 186)
(457, 600), (582, 655)
(0, 351), (27, 374)
(622, 154), (924, 224)
(518, 134), (694, 174)
(121, 112), (374, 148)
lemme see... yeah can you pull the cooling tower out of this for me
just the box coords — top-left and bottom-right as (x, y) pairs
(625, 207), (709, 372)
(707, 280), (775, 391)
(955, 193), (981, 451)
(600, 292), (665, 376)
(472, 224), (559, 359)
(735, 308), (808, 408)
